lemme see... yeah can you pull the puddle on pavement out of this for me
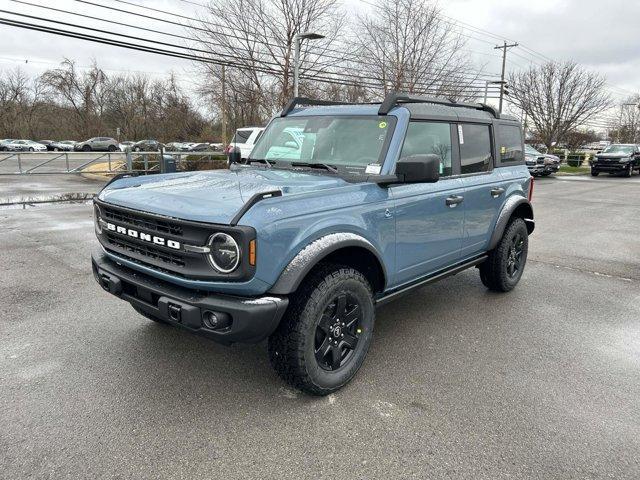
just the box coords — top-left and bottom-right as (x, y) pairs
(0, 193), (94, 209)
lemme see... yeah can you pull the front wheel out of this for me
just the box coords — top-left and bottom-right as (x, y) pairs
(591, 169), (599, 176)
(268, 265), (375, 396)
(480, 217), (529, 292)
(29, 147), (34, 152)
(626, 165), (634, 177)
(82, 145), (91, 152)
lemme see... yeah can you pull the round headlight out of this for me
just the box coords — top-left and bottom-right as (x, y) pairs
(208, 233), (240, 273)
(94, 204), (103, 234)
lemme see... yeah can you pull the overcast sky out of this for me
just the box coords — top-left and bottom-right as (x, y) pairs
(1, 0), (638, 118)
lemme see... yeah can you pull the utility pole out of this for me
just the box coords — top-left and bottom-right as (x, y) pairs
(293, 32), (325, 97)
(221, 65), (227, 145)
(494, 41), (518, 113)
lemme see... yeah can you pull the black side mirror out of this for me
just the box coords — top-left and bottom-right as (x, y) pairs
(227, 147), (242, 166)
(395, 154), (440, 183)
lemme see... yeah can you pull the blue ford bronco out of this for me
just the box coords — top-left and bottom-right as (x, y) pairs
(92, 93), (534, 395)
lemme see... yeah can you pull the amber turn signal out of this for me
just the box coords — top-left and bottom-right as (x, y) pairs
(249, 239), (256, 266)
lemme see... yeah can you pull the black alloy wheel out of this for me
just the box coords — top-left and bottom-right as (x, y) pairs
(506, 231), (525, 279)
(314, 293), (363, 371)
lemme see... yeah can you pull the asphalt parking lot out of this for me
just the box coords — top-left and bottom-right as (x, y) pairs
(1, 174), (639, 479)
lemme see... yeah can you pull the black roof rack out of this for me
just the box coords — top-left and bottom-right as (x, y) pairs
(280, 93), (500, 119)
(280, 97), (361, 117)
(378, 92), (500, 118)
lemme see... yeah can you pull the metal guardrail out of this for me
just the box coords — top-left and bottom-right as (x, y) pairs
(0, 151), (227, 175)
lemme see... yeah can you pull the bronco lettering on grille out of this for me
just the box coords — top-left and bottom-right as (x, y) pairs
(106, 222), (181, 250)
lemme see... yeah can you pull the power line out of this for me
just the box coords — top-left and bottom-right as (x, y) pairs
(0, 16), (502, 100)
(5, 1), (501, 89)
(68, 0), (501, 82)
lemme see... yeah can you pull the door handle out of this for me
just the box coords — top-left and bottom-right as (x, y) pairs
(445, 195), (464, 207)
(490, 187), (505, 197)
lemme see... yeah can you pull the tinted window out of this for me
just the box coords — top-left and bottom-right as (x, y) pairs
(497, 125), (524, 163)
(400, 122), (452, 176)
(232, 130), (252, 144)
(459, 124), (492, 174)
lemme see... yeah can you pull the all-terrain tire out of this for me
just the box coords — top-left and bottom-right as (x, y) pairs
(133, 305), (167, 324)
(479, 217), (529, 292)
(268, 264), (375, 396)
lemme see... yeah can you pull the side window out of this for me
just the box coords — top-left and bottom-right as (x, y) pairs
(232, 130), (251, 144)
(459, 124), (492, 174)
(400, 122), (452, 177)
(496, 124), (524, 163)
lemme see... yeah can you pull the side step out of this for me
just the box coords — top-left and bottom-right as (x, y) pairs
(375, 255), (488, 307)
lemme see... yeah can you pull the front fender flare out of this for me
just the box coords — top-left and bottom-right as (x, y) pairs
(488, 196), (534, 250)
(269, 233), (387, 295)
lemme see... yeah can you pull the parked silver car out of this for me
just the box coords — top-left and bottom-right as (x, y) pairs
(5, 140), (47, 152)
(525, 144), (560, 176)
(74, 137), (120, 152)
(51, 140), (77, 151)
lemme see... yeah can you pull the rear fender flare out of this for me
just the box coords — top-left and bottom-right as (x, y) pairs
(488, 196), (534, 250)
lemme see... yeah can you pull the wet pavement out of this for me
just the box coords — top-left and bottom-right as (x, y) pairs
(1, 174), (639, 479)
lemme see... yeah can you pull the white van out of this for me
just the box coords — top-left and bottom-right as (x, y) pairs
(226, 127), (264, 159)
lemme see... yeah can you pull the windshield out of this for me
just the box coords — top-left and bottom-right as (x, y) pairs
(249, 115), (396, 172)
(524, 144), (540, 155)
(602, 145), (634, 155)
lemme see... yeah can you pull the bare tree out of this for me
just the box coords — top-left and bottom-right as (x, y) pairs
(0, 63), (210, 142)
(610, 95), (640, 143)
(356, 0), (483, 100)
(40, 59), (107, 138)
(508, 61), (611, 149)
(193, 0), (346, 133)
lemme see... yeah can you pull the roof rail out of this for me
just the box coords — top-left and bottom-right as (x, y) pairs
(378, 92), (500, 118)
(280, 97), (360, 117)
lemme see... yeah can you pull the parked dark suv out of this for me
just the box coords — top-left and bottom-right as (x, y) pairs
(92, 93), (534, 395)
(132, 139), (163, 152)
(590, 144), (640, 177)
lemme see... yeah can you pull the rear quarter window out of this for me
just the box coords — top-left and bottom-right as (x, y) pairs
(496, 124), (524, 165)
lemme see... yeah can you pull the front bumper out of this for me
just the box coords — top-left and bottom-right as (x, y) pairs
(590, 162), (630, 172)
(544, 163), (560, 173)
(92, 251), (288, 344)
(527, 164), (545, 175)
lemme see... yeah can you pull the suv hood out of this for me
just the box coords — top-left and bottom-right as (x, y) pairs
(98, 167), (354, 224)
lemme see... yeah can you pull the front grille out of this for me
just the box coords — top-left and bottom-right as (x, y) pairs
(103, 206), (183, 236)
(106, 233), (185, 267)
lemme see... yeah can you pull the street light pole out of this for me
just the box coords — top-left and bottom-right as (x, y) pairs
(293, 32), (325, 97)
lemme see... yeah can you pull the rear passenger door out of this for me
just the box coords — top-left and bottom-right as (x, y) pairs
(391, 121), (465, 285)
(456, 123), (503, 257)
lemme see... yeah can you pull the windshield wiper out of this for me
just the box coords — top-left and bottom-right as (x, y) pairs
(291, 162), (338, 173)
(248, 158), (275, 168)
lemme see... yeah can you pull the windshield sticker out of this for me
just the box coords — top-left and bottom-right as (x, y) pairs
(378, 121), (387, 129)
(501, 146), (507, 154)
(458, 125), (464, 144)
(365, 163), (382, 175)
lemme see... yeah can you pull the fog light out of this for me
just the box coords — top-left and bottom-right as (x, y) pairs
(202, 311), (232, 330)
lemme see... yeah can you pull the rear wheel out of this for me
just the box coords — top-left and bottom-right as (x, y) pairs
(480, 217), (529, 292)
(108, 145), (117, 152)
(268, 265), (375, 396)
